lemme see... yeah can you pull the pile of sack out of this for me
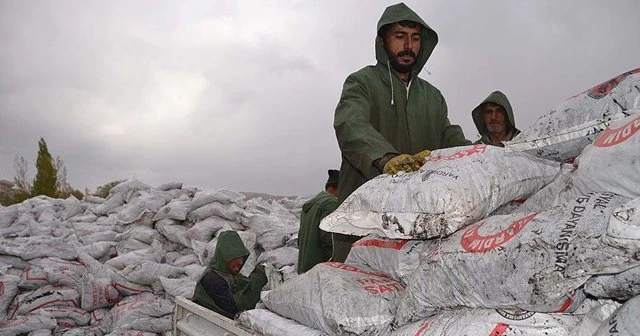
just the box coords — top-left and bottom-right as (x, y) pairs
(0, 182), (309, 335)
(239, 69), (640, 336)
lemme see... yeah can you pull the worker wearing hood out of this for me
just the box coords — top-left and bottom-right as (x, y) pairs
(472, 91), (520, 146)
(332, 3), (470, 261)
(297, 169), (340, 274)
(192, 230), (267, 319)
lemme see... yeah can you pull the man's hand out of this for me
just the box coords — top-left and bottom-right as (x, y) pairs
(383, 154), (424, 174)
(414, 149), (432, 159)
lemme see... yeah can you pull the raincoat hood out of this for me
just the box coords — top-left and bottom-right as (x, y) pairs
(472, 91), (518, 136)
(375, 2), (438, 78)
(209, 230), (249, 273)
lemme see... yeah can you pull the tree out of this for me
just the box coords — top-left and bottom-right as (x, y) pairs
(31, 138), (58, 197)
(95, 179), (125, 198)
(13, 155), (31, 193)
(12, 155), (31, 203)
(54, 155), (74, 197)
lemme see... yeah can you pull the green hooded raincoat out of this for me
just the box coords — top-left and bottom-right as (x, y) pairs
(471, 91), (520, 146)
(334, 2), (470, 205)
(332, 3), (470, 261)
(192, 230), (266, 318)
(297, 190), (339, 273)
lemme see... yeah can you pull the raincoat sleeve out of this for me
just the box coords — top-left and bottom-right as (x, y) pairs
(334, 75), (399, 178)
(233, 265), (268, 312)
(319, 198), (339, 258)
(439, 99), (472, 147)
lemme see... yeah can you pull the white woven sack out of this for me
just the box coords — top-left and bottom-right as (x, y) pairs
(0, 274), (20, 321)
(345, 235), (437, 283)
(506, 69), (640, 162)
(0, 314), (58, 336)
(396, 192), (638, 325)
(80, 274), (121, 311)
(593, 295), (640, 336)
(238, 308), (328, 336)
(263, 262), (405, 335)
(109, 293), (173, 330)
(391, 309), (581, 336)
(322, 145), (560, 239)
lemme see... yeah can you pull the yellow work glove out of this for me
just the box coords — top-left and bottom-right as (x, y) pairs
(414, 149), (432, 159)
(383, 154), (425, 175)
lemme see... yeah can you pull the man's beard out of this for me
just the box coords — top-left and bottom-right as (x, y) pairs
(486, 122), (506, 134)
(388, 49), (417, 74)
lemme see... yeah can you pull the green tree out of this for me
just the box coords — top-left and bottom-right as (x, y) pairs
(95, 179), (125, 198)
(31, 138), (58, 197)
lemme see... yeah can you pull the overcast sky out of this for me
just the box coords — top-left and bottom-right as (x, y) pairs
(1, 0), (639, 197)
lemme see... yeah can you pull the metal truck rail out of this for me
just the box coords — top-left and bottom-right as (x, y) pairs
(172, 296), (260, 336)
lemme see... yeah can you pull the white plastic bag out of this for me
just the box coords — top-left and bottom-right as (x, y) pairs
(0, 274), (20, 321)
(396, 192), (637, 325)
(238, 308), (328, 336)
(0, 314), (58, 336)
(187, 201), (245, 222)
(245, 213), (302, 250)
(345, 236), (437, 283)
(593, 295), (640, 336)
(11, 285), (80, 318)
(263, 262), (405, 335)
(506, 68), (640, 162)
(109, 293), (173, 330)
(190, 189), (246, 209)
(158, 276), (195, 299)
(322, 145), (560, 239)
(119, 260), (185, 285)
(80, 274), (121, 311)
(183, 216), (233, 241)
(152, 199), (191, 221)
(391, 309), (581, 336)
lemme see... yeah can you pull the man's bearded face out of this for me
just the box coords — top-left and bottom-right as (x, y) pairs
(383, 23), (421, 74)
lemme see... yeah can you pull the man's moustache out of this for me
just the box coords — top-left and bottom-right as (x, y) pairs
(397, 50), (416, 58)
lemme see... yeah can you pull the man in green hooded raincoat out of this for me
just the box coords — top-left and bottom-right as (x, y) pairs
(332, 2), (471, 261)
(471, 91), (521, 146)
(192, 230), (267, 319)
(297, 169), (339, 274)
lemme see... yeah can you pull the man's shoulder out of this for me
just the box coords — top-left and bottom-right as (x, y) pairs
(345, 64), (382, 81)
(304, 191), (337, 208)
(203, 269), (231, 289)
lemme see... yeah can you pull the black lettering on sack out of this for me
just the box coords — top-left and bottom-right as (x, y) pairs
(495, 309), (535, 321)
(593, 192), (615, 210)
(554, 204), (585, 272)
(608, 314), (619, 333)
(575, 195), (591, 204)
(390, 174), (413, 184)
(422, 169), (459, 180)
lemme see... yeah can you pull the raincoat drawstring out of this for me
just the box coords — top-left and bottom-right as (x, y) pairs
(387, 60), (395, 105)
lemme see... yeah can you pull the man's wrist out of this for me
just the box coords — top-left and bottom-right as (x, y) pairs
(373, 153), (398, 172)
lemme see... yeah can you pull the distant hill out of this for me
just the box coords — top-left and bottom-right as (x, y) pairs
(241, 191), (306, 201)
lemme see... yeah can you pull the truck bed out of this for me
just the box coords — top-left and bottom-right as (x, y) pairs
(172, 296), (261, 336)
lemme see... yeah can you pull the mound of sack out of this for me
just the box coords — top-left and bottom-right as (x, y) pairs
(237, 69), (640, 336)
(0, 182), (309, 335)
